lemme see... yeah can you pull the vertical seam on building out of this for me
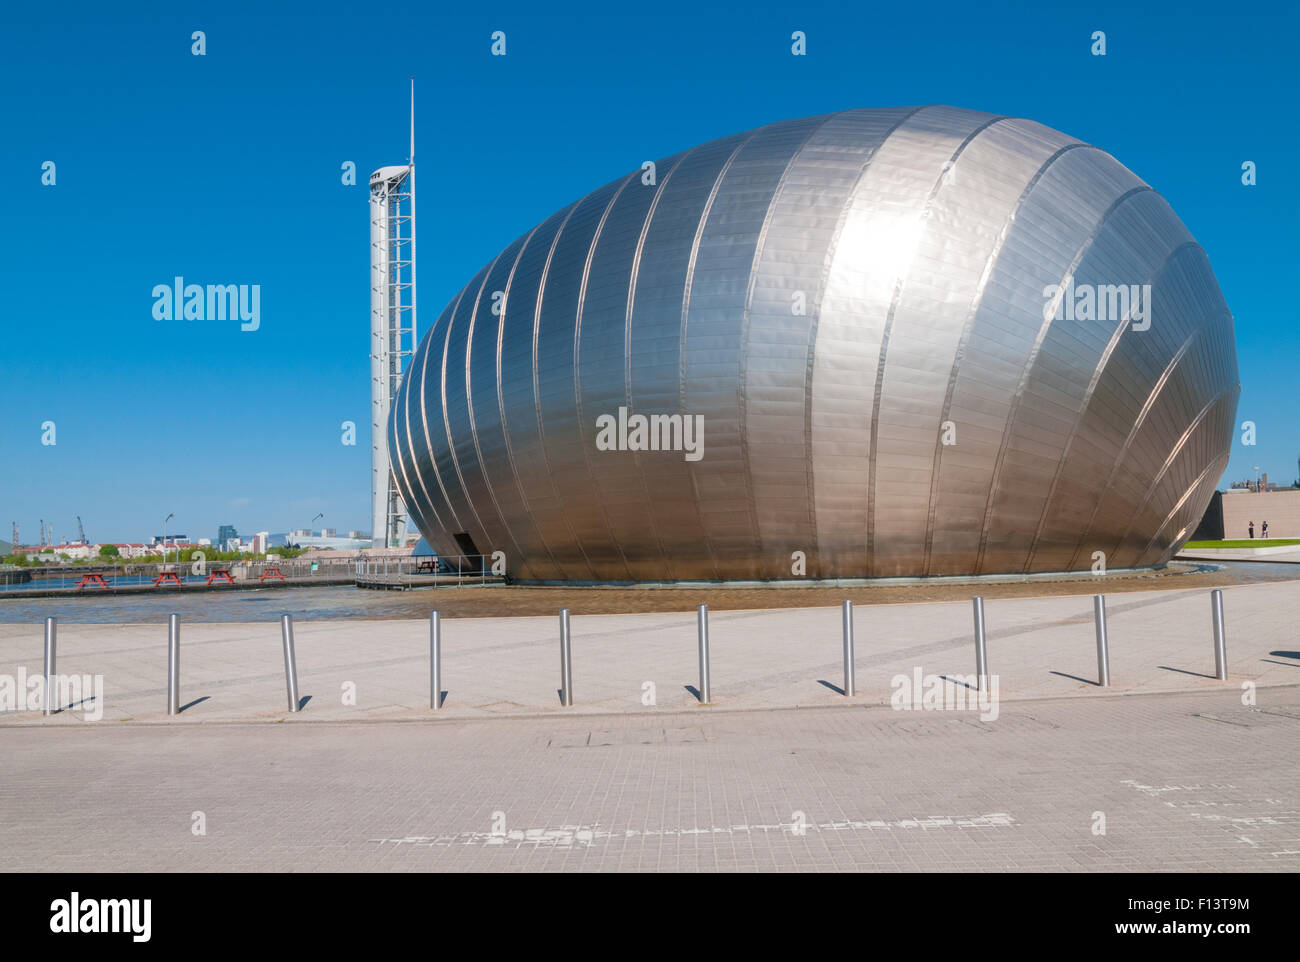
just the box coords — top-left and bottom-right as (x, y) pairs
(1137, 440), (1235, 562)
(532, 202), (596, 579)
(1061, 297), (1221, 572)
(737, 111), (842, 578)
(395, 328), (443, 537)
(865, 111), (1008, 572)
(494, 223), (565, 580)
(1116, 378), (1237, 561)
(1020, 238), (1201, 571)
(971, 184), (1154, 574)
(419, 288), (469, 536)
(573, 174), (639, 581)
(441, 260), (502, 551)
(624, 150), (693, 581)
(806, 105), (928, 576)
(461, 239), (533, 576)
(921, 140), (1098, 576)
(679, 134), (757, 581)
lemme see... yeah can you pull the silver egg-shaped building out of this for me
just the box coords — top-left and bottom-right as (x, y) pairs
(389, 106), (1238, 582)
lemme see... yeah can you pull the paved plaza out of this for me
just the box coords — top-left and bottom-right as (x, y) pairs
(1, 579), (1297, 871)
(1, 580), (1297, 722)
(1, 687), (1297, 871)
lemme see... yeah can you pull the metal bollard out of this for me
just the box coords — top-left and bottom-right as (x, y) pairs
(1093, 595), (1110, 688)
(842, 600), (856, 697)
(430, 610), (442, 709)
(972, 596), (988, 691)
(42, 617), (57, 716)
(697, 604), (711, 704)
(167, 613), (181, 715)
(559, 609), (573, 706)
(280, 614), (301, 712)
(1211, 589), (1227, 680)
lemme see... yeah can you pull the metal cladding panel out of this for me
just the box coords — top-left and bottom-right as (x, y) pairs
(536, 180), (633, 578)
(578, 154), (686, 581)
(976, 189), (1196, 574)
(464, 234), (540, 576)
(499, 206), (588, 580)
(795, 108), (917, 571)
(684, 113), (830, 579)
(393, 107), (1238, 581)
(627, 133), (750, 580)
(400, 295), (468, 558)
(869, 116), (1077, 577)
(746, 110), (909, 576)
(1041, 248), (1234, 571)
(922, 146), (1139, 575)
(437, 262), (497, 556)
(389, 301), (453, 548)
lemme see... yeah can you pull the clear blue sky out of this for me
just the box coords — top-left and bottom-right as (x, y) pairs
(1, 0), (1296, 545)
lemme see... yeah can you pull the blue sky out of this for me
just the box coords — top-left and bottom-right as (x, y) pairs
(1, 0), (1296, 545)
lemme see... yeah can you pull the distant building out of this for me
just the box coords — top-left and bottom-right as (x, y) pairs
(293, 534), (372, 551)
(216, 524), (238, 549)
(1228, 473), (1285, 493)
(1195, 487), (1300, 540)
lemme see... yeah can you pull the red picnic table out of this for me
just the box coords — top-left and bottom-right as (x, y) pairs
(206, 568), (235, 586)
(153, 572), (185, 587)
(259, 566), (284, 582)
(75, 573), (111, 590)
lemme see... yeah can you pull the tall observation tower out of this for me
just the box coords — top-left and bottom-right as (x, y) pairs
(368, 81), (417, 549)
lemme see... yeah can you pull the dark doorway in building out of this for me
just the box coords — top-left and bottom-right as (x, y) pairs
(452, 532), (484, 573)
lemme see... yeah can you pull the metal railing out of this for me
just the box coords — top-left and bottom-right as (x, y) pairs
(1, 553), (501, 593)
(353, 554), (496, 587)
(4, 555), (368, 592)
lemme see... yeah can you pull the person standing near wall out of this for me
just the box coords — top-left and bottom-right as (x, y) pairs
(1248, 520), (1255, 539)
(1262, 520), (1269, 538)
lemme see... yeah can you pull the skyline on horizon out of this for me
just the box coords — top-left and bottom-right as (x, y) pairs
(2, 0), (1297, 545)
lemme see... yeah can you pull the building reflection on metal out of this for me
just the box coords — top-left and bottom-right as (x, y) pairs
(388, 107), (1238, 582)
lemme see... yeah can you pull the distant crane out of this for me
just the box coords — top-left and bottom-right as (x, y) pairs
(39, 519), (46, 547)
(76, 516), (87, 544)
(10, 522), (17, 550)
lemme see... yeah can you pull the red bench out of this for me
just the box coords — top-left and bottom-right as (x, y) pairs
(76, 573), (110, 590)
(153, 572), (184, 588)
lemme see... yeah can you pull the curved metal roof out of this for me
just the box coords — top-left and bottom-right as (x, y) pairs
(389, 107), (1238, 581)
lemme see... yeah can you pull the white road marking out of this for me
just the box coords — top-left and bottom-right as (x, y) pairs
(371, 813), (1016, 848)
